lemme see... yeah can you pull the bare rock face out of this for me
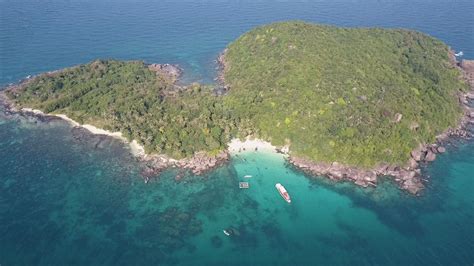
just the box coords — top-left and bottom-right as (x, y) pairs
(215, 49), (229, 85)
(411, 148), (424, 161)
(289, 156), (423, 194)
(178, 151), (230, 175)
(437, 146), (446, 153)
(461, 59), (474, 88)
(148, 63), (182, 82)
(424, 150), (436, 162)
(393, 113), (403, 123)
(407, 158), (418, 170)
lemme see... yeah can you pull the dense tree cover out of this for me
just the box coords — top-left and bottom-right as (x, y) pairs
(6, 60), (237, 159)
(223, 21), (467, 167)
(6, 21), (468, 167)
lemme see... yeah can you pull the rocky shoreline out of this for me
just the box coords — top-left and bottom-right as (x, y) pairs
(140, 151), (230, 182)
(1, 54), (473, 192)
(212, 49), (230, 96)
(148, 63), (183, 83)
(0, 63), (231, 183)
(0, 93), (231, 181)
(288, 57), (474, 195)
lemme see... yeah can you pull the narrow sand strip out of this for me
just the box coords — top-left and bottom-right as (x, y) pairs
(21, 108), (283, 159)
(22, 108), (146, 157)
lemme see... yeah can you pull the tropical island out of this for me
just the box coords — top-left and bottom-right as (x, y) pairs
(1, 21), (473, 194)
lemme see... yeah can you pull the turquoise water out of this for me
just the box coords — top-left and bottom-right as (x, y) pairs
(0, 113), (473, 265)
(1, 0), (474, 265)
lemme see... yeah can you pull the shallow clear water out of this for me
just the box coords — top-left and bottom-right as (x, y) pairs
(0, 114), (473, 265)
(1, 0), (474, 265)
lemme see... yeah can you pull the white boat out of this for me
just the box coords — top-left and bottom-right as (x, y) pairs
(223, 229), (231, 236)
(275, 183), (291, 203)
(455, 51), (464, 57)
(244, 175), (252, 178)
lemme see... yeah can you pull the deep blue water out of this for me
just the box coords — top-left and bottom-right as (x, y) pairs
(1, 0), (474, 265)
(1, 0), (473, 85)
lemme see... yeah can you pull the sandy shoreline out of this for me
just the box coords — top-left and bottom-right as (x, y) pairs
(22, 107), (279, 158)
(227, 137), (280, 154)
(21, 108), (146, 157)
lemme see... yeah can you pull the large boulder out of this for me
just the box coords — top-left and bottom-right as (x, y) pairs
(407, 158), (418, 169)
(425, 150), (436, 162)
(411, 148), (424, 161)
(393, 113), (403, 123)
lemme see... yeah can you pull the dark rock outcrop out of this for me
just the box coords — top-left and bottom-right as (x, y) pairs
(289, 157), (424, 194)
(139, 150), (230, 180)
(148, 63), (182, 83)
(215, 49), (229, 86)
(176, 151), (230, 175)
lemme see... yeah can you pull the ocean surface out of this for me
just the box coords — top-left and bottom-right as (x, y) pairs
(1, 0), (473, 265)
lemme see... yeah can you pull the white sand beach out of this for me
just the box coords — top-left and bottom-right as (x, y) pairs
(227, 137), (280, 154)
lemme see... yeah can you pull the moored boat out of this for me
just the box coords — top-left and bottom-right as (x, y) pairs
(275, 183), (291, 203)
(239, 182), (249, 189)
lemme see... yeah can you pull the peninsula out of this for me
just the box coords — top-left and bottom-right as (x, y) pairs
(2, 21), (472, 194)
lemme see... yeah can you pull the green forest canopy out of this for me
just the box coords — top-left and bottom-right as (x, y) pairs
(5, 21), (468, 167)
(223, 21), (467, 167)
(6, 60), (238, 159)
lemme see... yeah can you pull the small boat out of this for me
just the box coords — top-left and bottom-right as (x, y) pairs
(244, 175), (252, 178)
(455, 51), (464, 57)
(239, 182), (249, 189)
(223, 229), (231, 236)
(275, 183), (291, 203)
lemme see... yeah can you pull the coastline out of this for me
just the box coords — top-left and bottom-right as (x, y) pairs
(218, 50), (473, 195)
(289, 57), (474, 195)
(1, 53), (472, 193)
(21, 109), (147, 157)
(0, 96), (232, 179)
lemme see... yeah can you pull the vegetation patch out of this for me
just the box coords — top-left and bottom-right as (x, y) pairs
(5, 21), (468, 168)
(223, 21), (467, 167)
